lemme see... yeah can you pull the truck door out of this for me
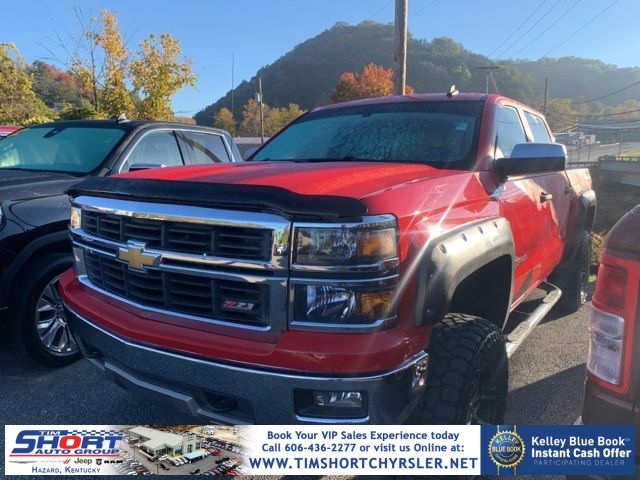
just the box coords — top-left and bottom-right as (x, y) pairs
(493, 104), (550, 304)
(521, 109), (574, 273)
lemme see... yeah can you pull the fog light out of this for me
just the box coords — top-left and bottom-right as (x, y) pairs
(313, 391), (363, 408)
(294, 389), (368, 419)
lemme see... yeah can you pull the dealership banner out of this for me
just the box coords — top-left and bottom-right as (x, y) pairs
(4, 424), (636, 476)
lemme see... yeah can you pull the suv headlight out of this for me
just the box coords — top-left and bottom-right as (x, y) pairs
(70, 206), (82, 229)
(290, 215), (399, 330)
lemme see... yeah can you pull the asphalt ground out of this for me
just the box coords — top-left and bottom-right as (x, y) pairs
(0, 303), (589, 480)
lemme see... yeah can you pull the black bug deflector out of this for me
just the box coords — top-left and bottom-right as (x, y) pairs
(66, 177), (368, 220)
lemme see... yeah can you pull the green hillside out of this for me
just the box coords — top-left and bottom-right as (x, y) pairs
(194, 21), (640, 125)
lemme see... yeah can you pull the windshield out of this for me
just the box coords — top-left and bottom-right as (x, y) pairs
(0, 125), (127, 174)
(252, 100), (482, 168)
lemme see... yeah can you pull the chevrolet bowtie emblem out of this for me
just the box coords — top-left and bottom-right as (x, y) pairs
(116, 241), (161, 271)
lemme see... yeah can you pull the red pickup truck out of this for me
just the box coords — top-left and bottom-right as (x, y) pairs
(59, 93), (595, 424)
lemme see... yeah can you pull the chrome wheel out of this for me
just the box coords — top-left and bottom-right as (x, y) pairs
(35, 275), (77, 355)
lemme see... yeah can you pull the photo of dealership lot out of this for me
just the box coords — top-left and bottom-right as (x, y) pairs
(117, 426), (246, 475)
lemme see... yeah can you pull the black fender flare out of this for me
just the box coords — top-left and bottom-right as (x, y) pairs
(552, 188), (597, 280)
(0, 230), (71, 309)
(412, 217), (515, 327)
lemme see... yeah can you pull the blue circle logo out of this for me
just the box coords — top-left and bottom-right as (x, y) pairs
(488, 430), (525, 468)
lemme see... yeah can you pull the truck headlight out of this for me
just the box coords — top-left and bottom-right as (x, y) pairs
(293, 216), (398, 268)
(70, 206), (82, 230)
(293, 283), (396, 327)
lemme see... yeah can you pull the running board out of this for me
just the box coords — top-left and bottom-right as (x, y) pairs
(504, 282), (562, 357)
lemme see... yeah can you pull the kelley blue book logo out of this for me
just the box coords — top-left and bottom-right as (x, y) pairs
(481, 425), (635, 476)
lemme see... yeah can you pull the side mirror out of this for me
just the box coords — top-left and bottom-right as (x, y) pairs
(243, 147), (258, 160)
(495, 143), (566, 181)
(128, 163), (167, 172)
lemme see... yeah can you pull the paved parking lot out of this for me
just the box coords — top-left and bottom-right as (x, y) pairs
(118, 442), (237, 476)
(0, 304), (589, 479)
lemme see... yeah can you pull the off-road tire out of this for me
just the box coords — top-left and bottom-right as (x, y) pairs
(8, 252), (79, 366)
(409, 313), (508, 425)
(557, 232), (591, 314)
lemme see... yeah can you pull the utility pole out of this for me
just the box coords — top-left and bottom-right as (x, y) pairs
(618, 129), (623, 156)
(393, 0), (408, 95)
(256, 77), (265, 143)
(543, 77), (548, 115)
(477, 66), (500, 94)
(231, 52), (235, 119)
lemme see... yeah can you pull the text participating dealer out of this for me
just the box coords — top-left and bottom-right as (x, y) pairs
(247, 425), (480, 475)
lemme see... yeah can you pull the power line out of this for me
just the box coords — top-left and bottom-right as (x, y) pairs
(494, 0), (561, 59)
(550, 107), (640, 118)
(371, 0), (393, 19)
(571, 79), (640, 105)
(410, 0), (438, 20)
(542, 0), (620, 57)
(507, 0), (583, 60)
(488, 0), (547, 58)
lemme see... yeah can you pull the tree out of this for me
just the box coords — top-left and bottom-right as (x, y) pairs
(238, 99), (268, 136)
(44, 8), (195, 120)
(97, 10), (135, 117)
(212, 107), (236, 134)
(330, 62), (414, 103)
(131, 33), (196, 120)
(0, 43), (51, 124)
(265, 103), (305, 135)
(30, 61), (82, 109)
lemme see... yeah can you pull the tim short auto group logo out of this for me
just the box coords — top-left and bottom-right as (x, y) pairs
(6, 427), (124, 474)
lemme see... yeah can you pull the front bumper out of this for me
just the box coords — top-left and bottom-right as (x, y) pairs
(66, 305), (428, 424)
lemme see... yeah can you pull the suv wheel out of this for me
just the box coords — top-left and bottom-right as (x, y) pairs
(409, 313), (508, 425)
(557, 231), (591, 314)
(8, 253), (80, 366)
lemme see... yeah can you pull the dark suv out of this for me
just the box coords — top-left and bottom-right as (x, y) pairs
(0, 119), (240, 365)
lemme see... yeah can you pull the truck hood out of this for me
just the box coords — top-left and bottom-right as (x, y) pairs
(124, 161), (456, 199)
(0, 169), (81, 202)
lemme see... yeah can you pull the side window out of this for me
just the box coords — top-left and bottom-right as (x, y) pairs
(495, 106), (527, 158)
(123, 131), (184, 171)
(524, 111), (552, 143)
(181, 132), (231, 164)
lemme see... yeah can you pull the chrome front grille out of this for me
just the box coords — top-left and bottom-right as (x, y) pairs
(83, 252), (269, 325)
(70, 196), (290, 341)
(82, 210), (273, 260)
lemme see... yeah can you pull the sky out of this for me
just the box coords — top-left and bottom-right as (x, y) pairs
(2, 0), (639, 114)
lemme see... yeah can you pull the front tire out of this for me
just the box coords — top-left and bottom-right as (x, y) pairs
(8, 252), (80, 366)
(409, 313), (508, 425)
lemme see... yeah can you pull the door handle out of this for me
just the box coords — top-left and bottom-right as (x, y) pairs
(564, 186), (574, 195)
(540, 192), (553, 203)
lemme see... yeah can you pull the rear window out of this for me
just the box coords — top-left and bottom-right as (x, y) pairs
(252, 101), (483, 169)
(181, 131), (231, 163)
(524, 111), (552, 143)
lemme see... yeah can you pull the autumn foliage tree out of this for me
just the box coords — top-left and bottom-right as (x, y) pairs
(131, 33), (196, 120)
(212, 107), (236, 135)
(98, 10), (135, 117)
(330, 62), (414, 103)
(0, 43), (51, 124)
(235, 100), (305, 136)
(49, 8), (195, 120)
